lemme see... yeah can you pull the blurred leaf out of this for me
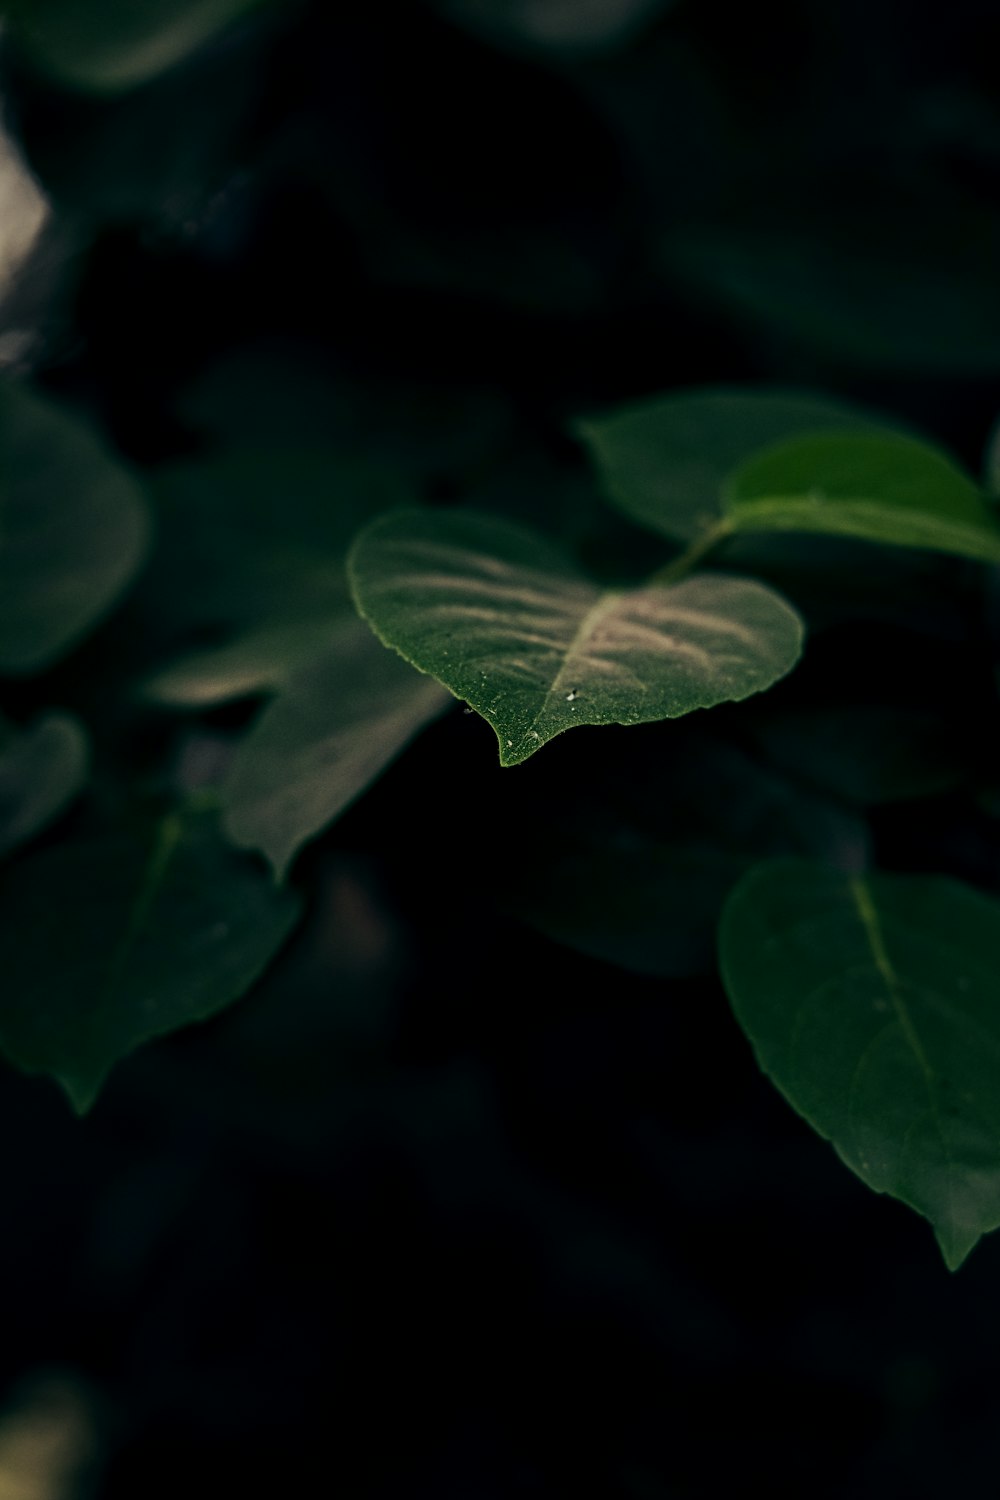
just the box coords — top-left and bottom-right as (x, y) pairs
(7, 0), (271, 93)
(747, 704), (966, 806)
(503, 734), (868, 976)
(721, 859), (1000, 1269)
(145, 447), (409, 640)
(223, 620), (451, 878)
(348, 508), (804, 766)
(0, 384), (151, 675)
(727, 432), (1000, 562)
(0, 807), (301, 1112)
(0, 120), (50, 317)
(0, 712), (88, 858)
(143, 620), (333, 707)
(577, 388), (887, 545)
(665, 206), (1000, 375)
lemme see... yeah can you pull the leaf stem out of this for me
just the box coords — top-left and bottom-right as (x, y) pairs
(649, 518), (735, 586)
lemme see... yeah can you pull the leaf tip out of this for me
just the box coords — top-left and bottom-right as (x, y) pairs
(934, 1221), (982, 1272)
(58, 1071), (103, 1117)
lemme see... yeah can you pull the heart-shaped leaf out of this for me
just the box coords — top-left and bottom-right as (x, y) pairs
(223, 620), (451, 878)
(726, 432), (1000, 562)
(0, 808), (302, 1112)
(0, 385), (151, 675)
(348, 509), (804, 766)
(720, 858), (1000, 1269)
(576, 387), (887, 545)
(0, 713), (89, 859)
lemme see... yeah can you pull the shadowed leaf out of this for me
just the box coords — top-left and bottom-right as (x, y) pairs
(721, 859), (1000, 1269)
(0, 385), (150, 675)
(0, 713), (89, 859)
(0, 808), (301, 1111)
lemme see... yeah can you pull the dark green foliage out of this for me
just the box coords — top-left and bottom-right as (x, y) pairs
(0, 807), (301, 1111)
(4, 4), (1000, 1488)
(721, 861), (1000, 1269)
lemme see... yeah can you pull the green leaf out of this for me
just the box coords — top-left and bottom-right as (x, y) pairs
(0, 385), (151, 675)
(7, 0), (271, 93)
(726, 432), (1000, 562)
(222, 620), (451, 878)
(348, 509), (804, 766)
(576, 388), (886, 545)
(720, 859), (1000, 1269)
(0, 808), (301, 1112)
(0, 713), (89, 859)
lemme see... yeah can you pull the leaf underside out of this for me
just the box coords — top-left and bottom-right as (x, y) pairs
(222, 620), (451, 878)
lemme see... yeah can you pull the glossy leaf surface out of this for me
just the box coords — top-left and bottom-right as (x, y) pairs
(721, 859), (1000, 1269)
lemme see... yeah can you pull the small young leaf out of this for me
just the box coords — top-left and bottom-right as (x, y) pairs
(222, 621), (451, 878)
(0, 809), (301, 1112)
(348, 509), (804, 766)
(0, 713), (89, 859)
(7, 0), (271, 93)
(0, 385), (151, 675)
(726, 432), (1000, 562)
(577, 388), (885, 544)
(721, 859), (1000, 1269)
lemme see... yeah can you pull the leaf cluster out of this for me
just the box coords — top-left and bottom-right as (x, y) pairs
(3, 0), (1000, 1281)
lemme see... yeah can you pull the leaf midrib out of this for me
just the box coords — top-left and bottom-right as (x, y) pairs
(526, 586), (622, 737)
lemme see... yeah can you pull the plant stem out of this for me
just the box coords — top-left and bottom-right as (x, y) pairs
(648, 518), (735, 586)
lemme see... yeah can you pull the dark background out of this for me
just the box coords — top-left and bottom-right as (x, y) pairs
(3, 1), (1000, 1494)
